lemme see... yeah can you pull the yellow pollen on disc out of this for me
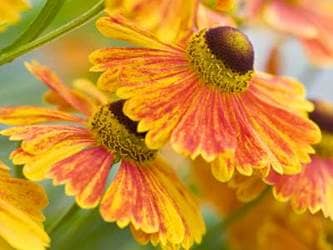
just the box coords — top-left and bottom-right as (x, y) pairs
(89, 104), (157, 162)
(186, 28), (254, 93)
(314, 132), (333, 158)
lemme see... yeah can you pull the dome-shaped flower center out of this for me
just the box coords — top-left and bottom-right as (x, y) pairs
(186, 26), (254, 93)
(89, 100), (157, 162)
(310, 100), (333, 157)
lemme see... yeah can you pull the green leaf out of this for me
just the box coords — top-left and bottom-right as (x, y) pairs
(0, 0), (104, 66)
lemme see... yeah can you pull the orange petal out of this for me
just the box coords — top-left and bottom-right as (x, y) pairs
(50, 147), (114, 208)
(0, 106), (84, 125)
(302, 38), (333, 67)
(96, 14), (182, 51)
(1, 125), (93, 154)
(266, 156), (333, 219)
(263, 0), (318, 38)
(26, 61), (94, 115)
(22, 140), (94, 181)
(100, 157), (205, 249)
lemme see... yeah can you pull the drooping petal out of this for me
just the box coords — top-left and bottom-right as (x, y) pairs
(49, 147), (114, 208)
(266, 156), (333, 219)
(0, 106), (84, 125)
(0, 161), (49, 250)
(1, 125), (94, 154)
(26, 61), (95, 115)
(2, 125), (96, 181)
(100, 157), (205, 249)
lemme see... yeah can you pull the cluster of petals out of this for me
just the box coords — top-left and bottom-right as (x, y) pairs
(0, 161), (49, 250)
(0, 62), (205, 249)
(192, 166), (332, 250)
(105, 0), (235, 44)
(90, 14), (320, 184)
(246, 0), (333, 66)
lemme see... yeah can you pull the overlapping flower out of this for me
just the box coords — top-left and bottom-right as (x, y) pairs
(90, 14), (320, 184)
(0, 61), (205, 249)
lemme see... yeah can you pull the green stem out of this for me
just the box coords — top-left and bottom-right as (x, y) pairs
(195, 187), (270, 249)
(46, 202), (79, 234)
(2, 0), (66, 53)
(222, 187), (270, 228)
(0, 0), (104, 66)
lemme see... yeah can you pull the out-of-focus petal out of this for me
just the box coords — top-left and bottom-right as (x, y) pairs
(0, 0), (30, 31)
(96, 14), (182, 50)
(0, 161), (50, 250)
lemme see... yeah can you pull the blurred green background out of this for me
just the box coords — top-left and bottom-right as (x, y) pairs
(0, 0), (332, 249)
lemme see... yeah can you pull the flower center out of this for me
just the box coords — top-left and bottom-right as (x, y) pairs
(314, 132), (333, 158)
(186, 26), (254, 93)
(89, 100), (157, 162)
(310, 100), (333, 158)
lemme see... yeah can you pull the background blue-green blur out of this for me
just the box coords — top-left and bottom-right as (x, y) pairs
(0, 0), (332, 249)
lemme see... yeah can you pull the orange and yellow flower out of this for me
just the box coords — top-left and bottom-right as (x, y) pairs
(0, 161), (49, 250)
(105, 0), (235, 44)
(192, 165), (332, 250)
(228, 195), (332, 250)
(266, 100), (333, 220)
(90, 15), (320, 183)
(0, 61), (205, 250)
(245, 0), (333, 66)
(0, 0), (30, 32)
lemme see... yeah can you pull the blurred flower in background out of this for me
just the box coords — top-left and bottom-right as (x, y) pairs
(0, 161), (49, 250)
(0, 0), (30, 32)
(246, 0), (333, 67)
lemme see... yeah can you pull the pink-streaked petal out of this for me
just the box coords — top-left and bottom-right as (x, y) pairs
(263, 1), (318, 38)
(26, 61), (94, 115)
(50, 147), (114, 208)
(1, 125), (93, 154)
(100, 157), (205, 249)
(266, 156), (333, 219)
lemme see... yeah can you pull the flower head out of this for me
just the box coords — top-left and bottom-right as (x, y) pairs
(0, 61), (205, 249)
(90, 15), (320, 183)
(245, 0), (333, 66)
(0, 161), (49, 250)
(266, 100), (333, 219)
(0, 0), (30, 31)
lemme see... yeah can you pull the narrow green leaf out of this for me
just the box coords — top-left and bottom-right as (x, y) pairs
(0, 0), (104, 66)
(1, 0), (66, 53)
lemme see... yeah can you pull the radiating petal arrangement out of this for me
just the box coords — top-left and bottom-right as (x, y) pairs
(90, 15), (320, 183)
(1, 0), (333, 249)
(0, 62), (205, 249)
